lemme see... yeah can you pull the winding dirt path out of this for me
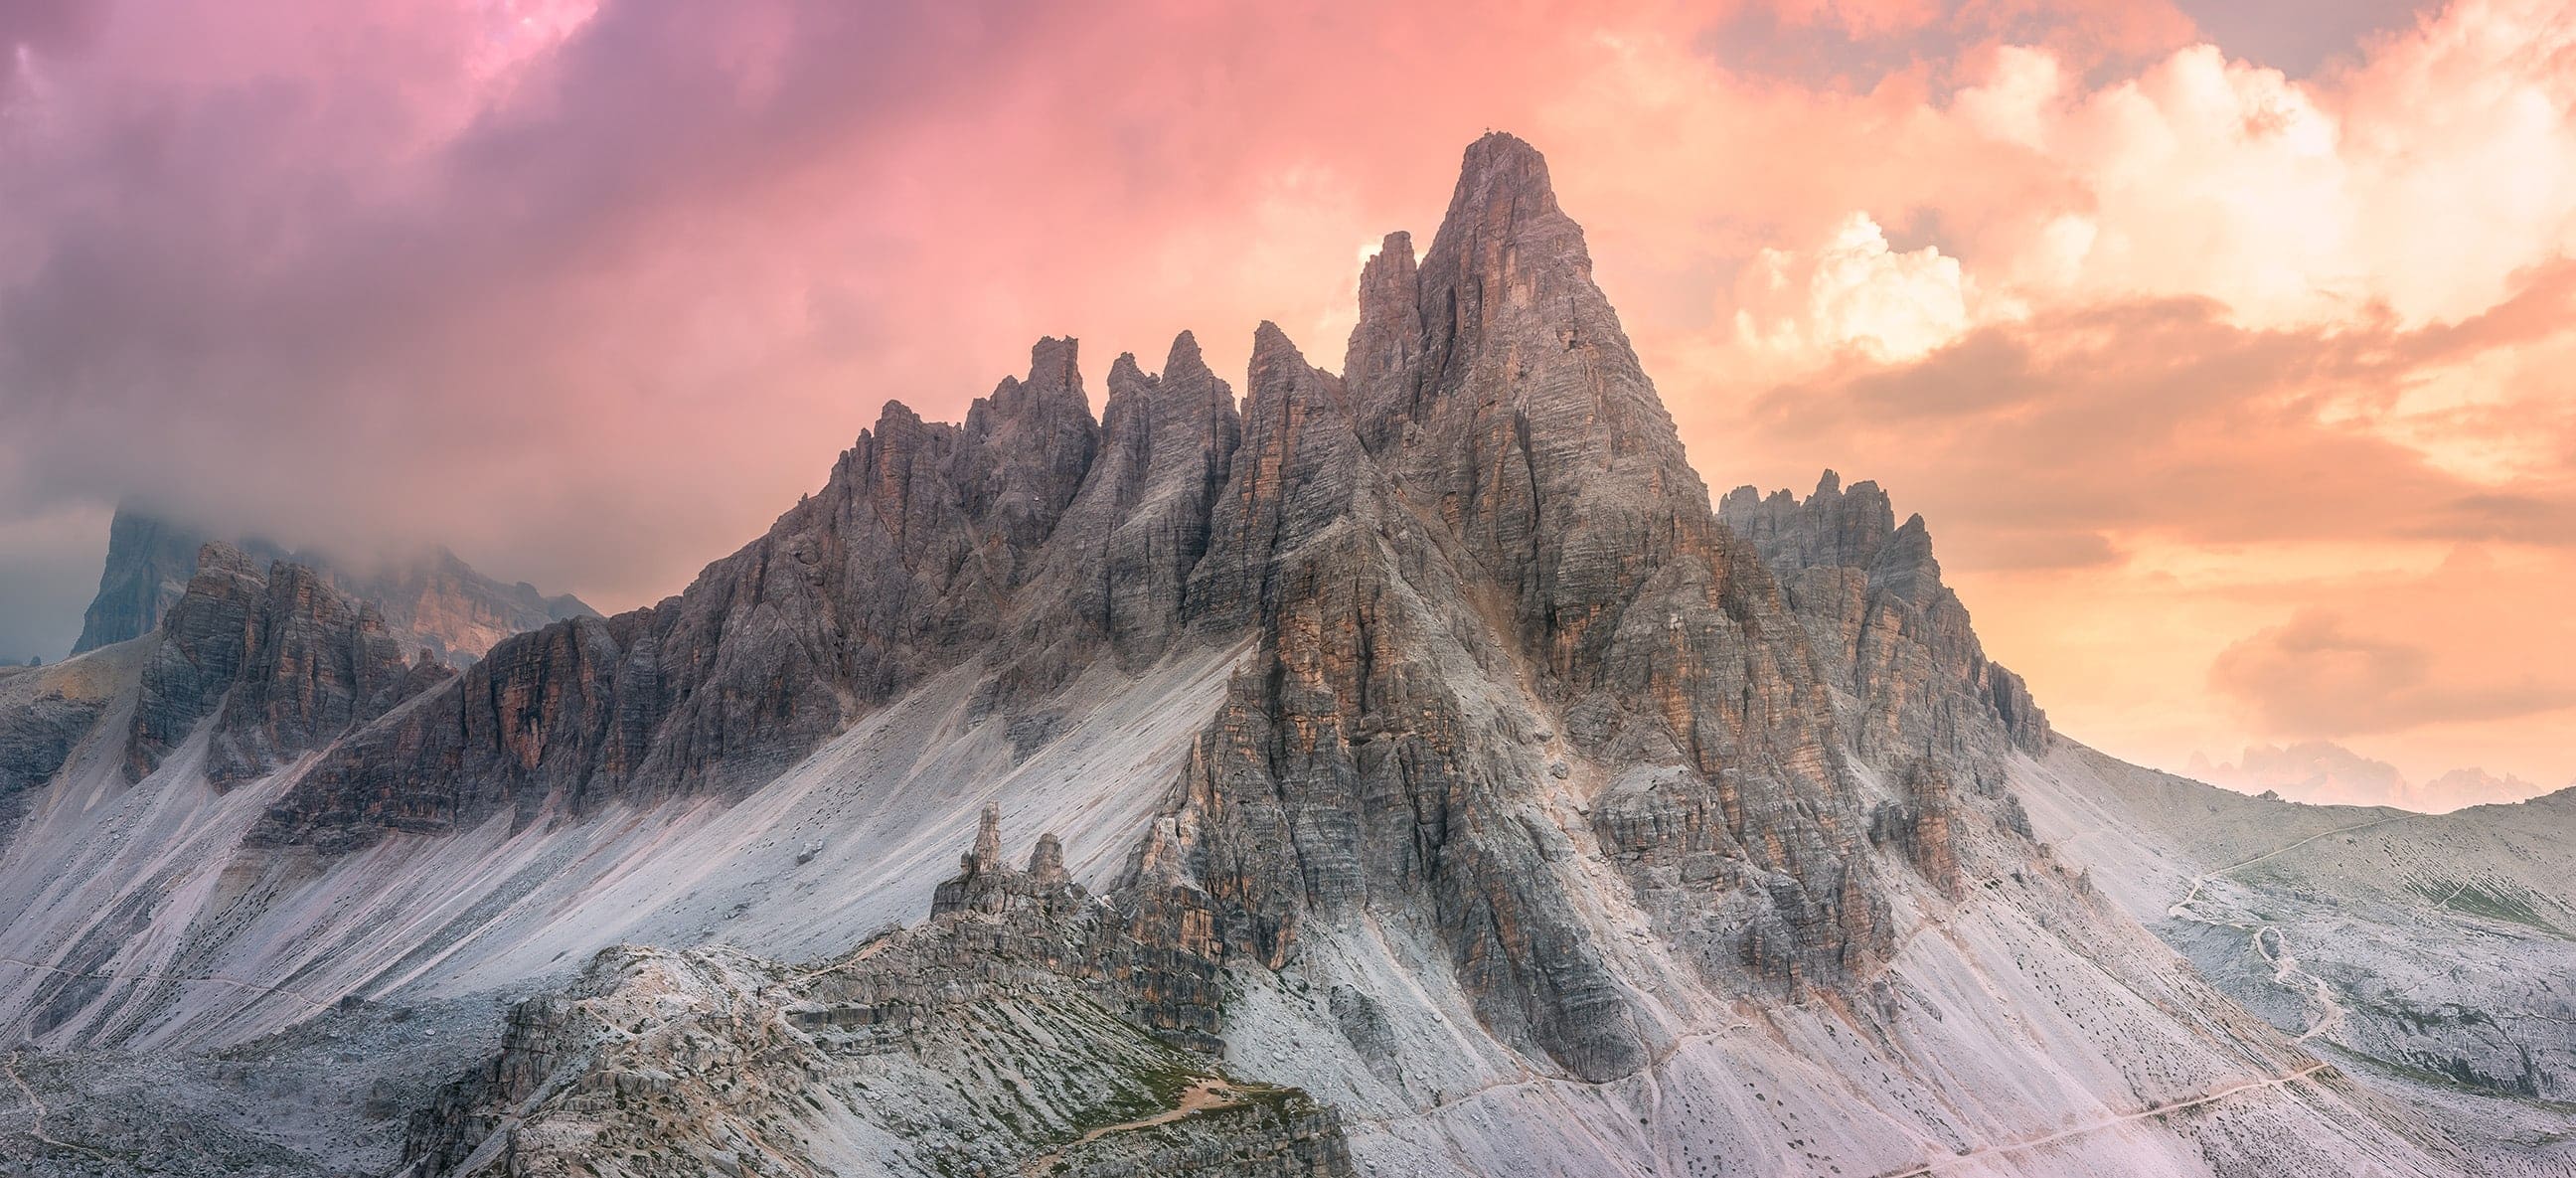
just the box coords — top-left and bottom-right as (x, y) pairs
(0, 953), (334, 1012)
(1876, 1063), (2334, 1176)
(2163, 817), (2411, 1043)
(3, 1051), (113, 1163)
(2166, 817), (2406, 922)
(1021, 1078), (1242, 1176)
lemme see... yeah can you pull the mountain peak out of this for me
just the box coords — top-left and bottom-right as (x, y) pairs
(1453, 131), (1558, 215)
(70, 506), (587, 665)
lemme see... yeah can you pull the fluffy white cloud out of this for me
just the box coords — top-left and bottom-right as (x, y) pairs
(1965, 0), (2576, 328)
(1735, 212), (1975, 363)
(1687, 0), (2576, 383)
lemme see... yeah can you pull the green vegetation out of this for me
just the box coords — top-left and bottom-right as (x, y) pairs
(2321, 1041), (2565, 1105)
(2408, 880), (2570, 938)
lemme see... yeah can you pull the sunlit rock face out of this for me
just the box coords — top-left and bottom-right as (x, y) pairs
(1720, 470), (2051, 770)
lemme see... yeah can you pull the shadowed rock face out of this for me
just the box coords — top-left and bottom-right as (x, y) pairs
(70, 505), (590, 665)
(261, 341), (1103, 852)
(1719, 471), (2052, 769)
(73, 512), (288, 656)
(1002, 330), (1243, 692)
(125, 544), (454, 786)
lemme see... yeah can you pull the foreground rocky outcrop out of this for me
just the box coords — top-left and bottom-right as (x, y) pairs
(402, 814), (1351, 1178)
(71, 505), (591, 665)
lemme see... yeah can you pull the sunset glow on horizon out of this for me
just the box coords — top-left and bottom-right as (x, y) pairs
(2, 0), (2571, 806)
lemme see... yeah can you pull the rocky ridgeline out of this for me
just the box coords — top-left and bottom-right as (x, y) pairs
(203, 133), (2065, 1084)
(1719, 472), (2051, 768)
(126, 543), (454, 786)
(402, 813), (1351, 1178)
(72, 505), (591, 665)
(258, 337), (1111, 855)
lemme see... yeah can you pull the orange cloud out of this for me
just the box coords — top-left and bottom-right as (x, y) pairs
(2211, 608), (2576, 735)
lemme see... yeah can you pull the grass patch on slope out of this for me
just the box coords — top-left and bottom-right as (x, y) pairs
(2408, 880), (2571, 938)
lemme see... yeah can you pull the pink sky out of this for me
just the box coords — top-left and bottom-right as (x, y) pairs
(1, 0), (2571, 805)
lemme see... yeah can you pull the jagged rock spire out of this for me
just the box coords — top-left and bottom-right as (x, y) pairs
(933, 804), (1080, 918)
(1001, 329), (1241, 686)
(1719, 472), (2053, 760)
(971, 802), (1003, 871)
(1185, 322), (1366, 631)
(1028, 832), (1067, 888)
(1339, 132), (1717, 676)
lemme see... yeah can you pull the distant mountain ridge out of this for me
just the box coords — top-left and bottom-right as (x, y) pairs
(69, 504), (594, 665)
(2189, 740), (2551, 811)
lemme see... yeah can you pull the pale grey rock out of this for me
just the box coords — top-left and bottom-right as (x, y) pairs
(402, 814), (1351, 1178)
(1720, 470), (2053, 766)
(125, 545), (452, 786)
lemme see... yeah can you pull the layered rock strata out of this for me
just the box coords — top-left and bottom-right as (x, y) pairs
(123, 545), (451, 786)
(1720, 471), (2051, 766)
(402, 815), (1350, 1178)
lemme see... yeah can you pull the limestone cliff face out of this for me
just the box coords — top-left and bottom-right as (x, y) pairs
(1003, 330), (1242, 689)
(261, 342), (1103, 852)
(1155, 321), (1658, 1081)
(1720, 471), (2051, 769)
(73, 511), (287, 656)
(242, 135), (2012, 1092)
(70, 504), (589, 665)
(124, 544), (453, 786)
(1143, 136), (1886, 1089)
